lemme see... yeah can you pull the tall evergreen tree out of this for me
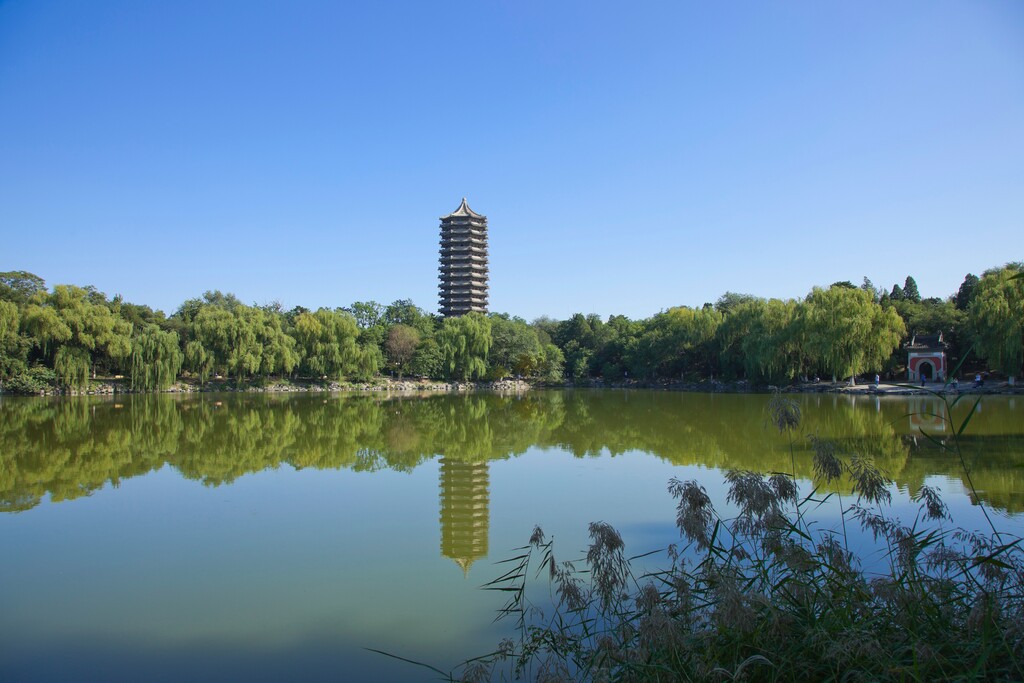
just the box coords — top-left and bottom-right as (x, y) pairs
(861, 277), (879, 302)
(954, 273), (980, 311)
(902, 276), (921, 303)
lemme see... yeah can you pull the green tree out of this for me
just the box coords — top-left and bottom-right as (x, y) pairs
(804, 285), (906, 384)
(385, 324), (420, 378)
(537, 343), (565, 382)
(116, 298), (168, 330)
(22, 285), (132, 385)
(181, 295), (297, 382)
(741, 299), (805, 383)
(861, 277), (879, 302)
(292, 308), (360, 379)
(352, 343), (384, 381)
(553, 313), (618, 379)
(488, 314), (543, 379)
(714, 292), (758, 315)
(714, 301), (762, 380)
(383, 299), (435, 337)
(53, 345), (90, 389)
(189, 303), (238, 379)
(590, 315), (640, 379)
(184, 340), (214, 385)
(0, 300), (29, 378)
(954, 273), (980, 311)
(254, 307), (298, 378)
(410, 337), (443, 378)
(131, 326), (184, 390)
(0, 271), (46, 304)
(969, 264), (1024, 384)
(902, 276), (921, 303)
(638, 306), (721, 380)
(348, 301), (384, 330)
(438, 312), (492, 381)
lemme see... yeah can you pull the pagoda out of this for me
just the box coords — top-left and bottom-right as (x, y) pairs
(438, 198), (489, 317)
(438, 458), (490, 575)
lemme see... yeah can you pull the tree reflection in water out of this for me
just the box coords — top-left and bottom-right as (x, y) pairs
(1, 391), (1022, 521)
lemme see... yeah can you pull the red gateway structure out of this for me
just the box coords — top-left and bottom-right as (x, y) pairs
(905, 332), (947, 382)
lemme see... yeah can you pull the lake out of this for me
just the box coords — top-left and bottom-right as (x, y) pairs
(1, 389), (1022, 682)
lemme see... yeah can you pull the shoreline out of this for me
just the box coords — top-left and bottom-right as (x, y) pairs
(2, 376), (1020, 398)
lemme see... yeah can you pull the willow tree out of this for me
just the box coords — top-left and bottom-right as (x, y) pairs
(130, 325), (183, 390)
(714, 300), (763, 380)
(352, 343), (384, 381)
(22, 285), (132, 387)
(804, 285), (905, 384)
(438, 312), (492, 381)
(21, 299), (71, 357)
(224, 306), (262, 381)
(53, 346), (90, 389)
(292, 308), (360, 379)
(0, 300), (28, 378)
(655, 306), (721, 379)
(184, 340), (214, 385)
(740, 298), (806, 383)
(969, 264), (1024, 385)
(252, 307), (298, 378)
(189, 304), (238, 379)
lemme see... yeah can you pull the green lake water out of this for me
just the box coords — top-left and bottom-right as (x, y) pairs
(1, 390), (1022, 681)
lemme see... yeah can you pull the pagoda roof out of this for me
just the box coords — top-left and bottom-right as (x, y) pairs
(441, 198), (485, 220)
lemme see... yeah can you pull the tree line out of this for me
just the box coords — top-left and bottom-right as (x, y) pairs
(0, 264), (1021, 392)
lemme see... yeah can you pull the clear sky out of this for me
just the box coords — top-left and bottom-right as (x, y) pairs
(1, 1), (1022, 320)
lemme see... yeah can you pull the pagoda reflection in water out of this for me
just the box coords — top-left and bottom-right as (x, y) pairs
(438, 458), (490, 575)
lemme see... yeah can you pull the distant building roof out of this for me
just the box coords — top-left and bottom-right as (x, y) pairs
(441, 197), (485, 221)
(905, 332), (946, 351)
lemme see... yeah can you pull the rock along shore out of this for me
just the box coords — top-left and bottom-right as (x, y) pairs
(3, 376), (1021, 397)
(0, 377), (534, 397)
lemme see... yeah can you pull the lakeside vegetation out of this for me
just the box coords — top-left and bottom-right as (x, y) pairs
(0, 265), (1021, 394)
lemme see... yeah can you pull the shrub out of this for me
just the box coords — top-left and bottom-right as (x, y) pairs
(1, 365), (57, 394)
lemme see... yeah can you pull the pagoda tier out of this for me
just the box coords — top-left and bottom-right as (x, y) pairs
(438, 198), (489, 318)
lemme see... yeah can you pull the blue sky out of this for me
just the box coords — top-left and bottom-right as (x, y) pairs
(1, 1), (1022, 320)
